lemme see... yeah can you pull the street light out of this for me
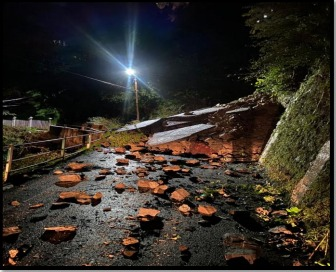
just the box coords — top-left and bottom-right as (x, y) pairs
(126, 68), (139, 121)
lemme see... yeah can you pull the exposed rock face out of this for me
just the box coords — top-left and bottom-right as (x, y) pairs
(291, 140), (330, 205)
(118, 93), (283, 162)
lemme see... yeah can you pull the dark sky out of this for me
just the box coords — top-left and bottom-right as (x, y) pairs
(3, 2), (254, 94)
(3, 2), (258, 124)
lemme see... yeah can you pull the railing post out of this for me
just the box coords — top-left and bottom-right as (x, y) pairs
(61, 136), (66, 160)
(48, 118), (52, 131)
(86, 134), (92, 149)
(12, 116), (16, 127)
(4, 144), (14, 183)
(29, 116), (33, 128)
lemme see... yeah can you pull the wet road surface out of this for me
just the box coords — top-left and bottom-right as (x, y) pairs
(2, 148), (298, 267)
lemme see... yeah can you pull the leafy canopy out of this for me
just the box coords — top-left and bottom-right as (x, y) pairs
(243, 2), (330, 95)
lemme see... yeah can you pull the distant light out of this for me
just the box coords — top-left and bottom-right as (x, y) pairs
(263, 14), (268, 18)
(257, 20), (260, 23)
(126, 68), (135, 76)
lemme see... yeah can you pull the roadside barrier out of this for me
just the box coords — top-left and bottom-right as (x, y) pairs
(2, 130), (104, 183)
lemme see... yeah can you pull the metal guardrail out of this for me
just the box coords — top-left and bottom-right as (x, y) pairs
(3, 130), (104, 183)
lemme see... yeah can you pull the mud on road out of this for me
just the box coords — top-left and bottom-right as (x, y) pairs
(2, 148), (307, 267)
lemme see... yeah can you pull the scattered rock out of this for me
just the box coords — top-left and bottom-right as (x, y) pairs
(103, 207), (111, 212)
(125, 152), (142, 160)
(137, 180), (159, 193)
(179, 245), (189, 252)
(137, 208), (160, 222)
(268, 226), (293, 235)
(3, 226), (22, 238)
(178, 204), (191, 216)
(65, 162), (92, 171)
(101, 141), (110, 148)
(58, 174), (83, 182)
(223, 233), (262, 265)
(185, 159), (200, 166)
(115, 168), (127, 175)
(122, 237), (139, 246)
(170, 188), (190, 202)
(91, 192), (103, 206)
(154, 156), (167, 163)
(41, 226), (77, 244)
(153, 185), (169, 195)
(122, 249), (138, 258)
(10, 200), (20, 207)
(141, 157), (154, 164)
(9, 249), (19, 259)
(114, 147), (126, 154)
(218, 189), (230, 197)
(116, 158), (129, 165)
(134, 167), (149, 177)
(99, 169), (112, 175)
(198, 205), (217, 217)
(129, 143), (146, 152)
(271, 210), (288, 216)
(115, 183), (126, 192)
(163, 165), (181, 173)
(255, 207), (270, 216)
(181, 168), (191, 173)
(58, 191), (91, 205)
(201, 165), (216, 169)
(53, 170), (63, 175)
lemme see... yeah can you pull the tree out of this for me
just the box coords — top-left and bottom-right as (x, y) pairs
(243, 2), (330, 95)
(26, 90), (60, 123)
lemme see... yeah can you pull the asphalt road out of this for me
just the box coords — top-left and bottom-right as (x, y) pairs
(2, 148), (297, 268)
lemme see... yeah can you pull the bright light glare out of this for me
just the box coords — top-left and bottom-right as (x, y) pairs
(126, 68), (135, 76)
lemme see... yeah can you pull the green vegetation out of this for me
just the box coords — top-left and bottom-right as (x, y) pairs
(87, 116), (123, 131)
(262, 64), (330, 191)
(149, 99), (184, 119)
(244, 3), (330, 263)
(2, 126), (47, 148)
(94, 130), (147, 149)
(257, 51), (330, 266)
(27, 90), (61, 123)
(243, 2), (330, 96)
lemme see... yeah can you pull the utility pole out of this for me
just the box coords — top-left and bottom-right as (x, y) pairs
(134, 77), (140, 122)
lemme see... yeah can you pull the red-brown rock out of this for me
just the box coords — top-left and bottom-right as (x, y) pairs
(137, 180), (159, 193)
(170, 188), (190, 202)
(152, 185), (169, 195)
(163, 165), (181, 173)
(114, 147), (126, 154)
(66, 162), (92, 171)
(116, 158), (129, 165)
(198, 205), (217, 217)
(137, 208), (160, 221)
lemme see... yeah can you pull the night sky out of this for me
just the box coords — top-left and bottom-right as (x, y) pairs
(3, 2), (256, 122)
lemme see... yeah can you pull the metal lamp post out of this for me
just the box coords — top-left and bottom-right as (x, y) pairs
(126, 68), (140, 122)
